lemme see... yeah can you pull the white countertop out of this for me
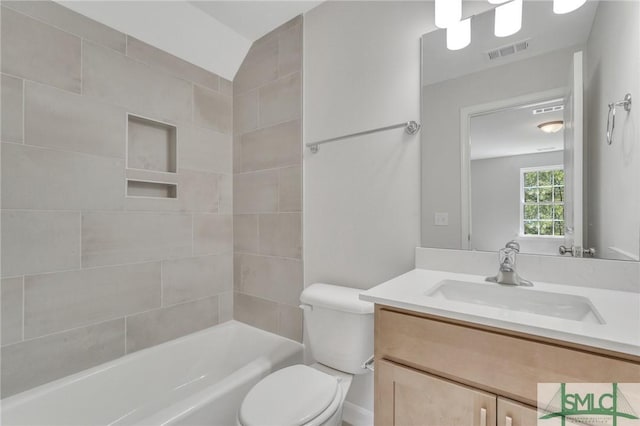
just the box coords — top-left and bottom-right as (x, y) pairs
(359, 268), (640, 357)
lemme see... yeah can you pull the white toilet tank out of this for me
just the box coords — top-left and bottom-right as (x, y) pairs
(299, 283), (374, 375)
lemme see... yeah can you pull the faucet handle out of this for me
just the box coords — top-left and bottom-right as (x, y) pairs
(505, 240), (520, 253)
(498, 247), (517, 271)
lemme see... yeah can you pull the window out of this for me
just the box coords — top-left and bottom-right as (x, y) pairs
(520, 166), (565, 237)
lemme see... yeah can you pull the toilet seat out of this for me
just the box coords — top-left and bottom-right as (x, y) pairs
(238, 365), (342, 426)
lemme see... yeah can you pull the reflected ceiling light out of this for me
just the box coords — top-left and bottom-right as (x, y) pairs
(494, 0), (523, 37)
(537, 120), (564, 133)
(435, 0), (461, 29)
(447, 18), (471, 50)
(553, 0), (587, 14)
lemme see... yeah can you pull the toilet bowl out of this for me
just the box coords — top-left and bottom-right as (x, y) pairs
(236, 283), (373, 426)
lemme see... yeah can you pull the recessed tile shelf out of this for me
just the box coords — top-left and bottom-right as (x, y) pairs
(126, 180), (177, 199)
(127, 114), (177, 173)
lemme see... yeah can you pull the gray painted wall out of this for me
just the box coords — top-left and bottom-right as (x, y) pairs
(471, 151), (564, 255)
(421, 47), (576, 249)
(585, 1), (640, 260)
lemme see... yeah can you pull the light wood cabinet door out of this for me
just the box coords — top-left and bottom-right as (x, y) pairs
(497, 398), (539, 426)
(376, 359), (497, 426)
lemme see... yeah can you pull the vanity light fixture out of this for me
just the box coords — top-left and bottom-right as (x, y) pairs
(435, 0), (461, 29)
(537, 120), (564, 133)
(447, 18), (471, 50)
(494, 0), (523, 37)
(553, 0), (587, 14)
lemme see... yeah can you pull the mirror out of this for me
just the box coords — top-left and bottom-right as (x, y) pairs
(420, 0), (639, 261)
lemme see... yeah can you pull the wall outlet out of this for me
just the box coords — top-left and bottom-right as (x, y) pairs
(434, 212), (449, 226)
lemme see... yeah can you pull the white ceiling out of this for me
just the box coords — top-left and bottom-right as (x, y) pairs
(57, 0), (324, 80)
(470, 99), (565, 160)
(422, 0), (598, 86)
(190, 1), (322, 41)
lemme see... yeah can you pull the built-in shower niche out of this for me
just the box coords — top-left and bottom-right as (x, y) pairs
(127, 114), (177, 173)
(126, 180), (177, 198)
(126, 114), (178, 199)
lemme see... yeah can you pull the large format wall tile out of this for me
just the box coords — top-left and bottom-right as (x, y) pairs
(233, 170), (279, 214)
(233, 215), (259, 253)
(1, 319), (125, 397)
(218, 291), (233, 322)
(2, 1), (126, 53)
(1, 277), (23, 346)
(232, 17), (303, 341)
(218, 174), (233, 214)
(179, 170), (220, 213)
(83, 41), (192, 123)
(258, 213), (302, 258)
(193, 85), (232, 134)
(278, 166), (302, 212)
(25, 82), (125, 158)
(180, 126), (232, 174)
(1, 210), (80, 277)
(125, 296), (218, 352)
(235, 254), (303, 306)
(258, 73), (301, 127)
(24, 263), (161, 339)
(1, 74), (23, 143)
(278, 22), (302, 76)
(235, 120), (301, 172)
(193, 214), (233, 255)
(233, 292), (278, 333)
(162, 255), (231, 306)
(82, 212), (192, 267)
(1, 143), (124, 211)
(126, 37), (219, 91)
(0, 2), (238, 396)
(1, 7), (81, 93)
(278, 303), (303, 342)
(233, 90), (258, 135)
(234, 36), (279, 95)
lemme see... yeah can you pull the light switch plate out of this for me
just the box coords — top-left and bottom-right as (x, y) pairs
(434, 212), (449, 226)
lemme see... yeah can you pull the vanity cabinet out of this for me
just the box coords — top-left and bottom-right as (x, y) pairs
(374, 306), (640, 426)
(497, 398), (538, 426)
(377, 359), (496, 426)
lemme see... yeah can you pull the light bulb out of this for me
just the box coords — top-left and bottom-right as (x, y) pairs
(494, 0), (523, 38)
(447, 18), (471, 51)
(553, 0), (587, 14)
(435, 0), (462, 29)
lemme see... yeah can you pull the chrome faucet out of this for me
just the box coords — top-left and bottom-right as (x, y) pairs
(486, 241), (533, 286)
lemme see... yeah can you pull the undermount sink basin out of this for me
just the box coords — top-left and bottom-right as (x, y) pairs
(427, 280), (605, 324)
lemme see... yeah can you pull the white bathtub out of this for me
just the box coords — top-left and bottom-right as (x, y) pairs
(1, 321), (303, 426)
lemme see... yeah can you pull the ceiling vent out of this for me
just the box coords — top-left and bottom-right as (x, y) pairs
(533, 105), (565, 115)
(486, 39), (530, 61)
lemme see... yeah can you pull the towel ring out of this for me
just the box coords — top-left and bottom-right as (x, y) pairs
(606, 93), (632, 145)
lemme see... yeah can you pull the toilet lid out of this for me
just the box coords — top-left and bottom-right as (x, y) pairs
(239, 365), (339, 426)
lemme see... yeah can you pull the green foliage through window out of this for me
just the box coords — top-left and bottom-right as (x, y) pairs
(522, 167), (565, 236)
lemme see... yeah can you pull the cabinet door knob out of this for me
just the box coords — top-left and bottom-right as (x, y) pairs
(480, 408), (487, 426)
(506, 416), (513, 426)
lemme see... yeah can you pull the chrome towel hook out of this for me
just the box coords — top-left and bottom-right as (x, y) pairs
(606, 93), (632, 145)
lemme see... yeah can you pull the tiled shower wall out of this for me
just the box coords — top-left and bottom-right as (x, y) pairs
(232, 18), (304, 341)
(0, 2), (233, 397)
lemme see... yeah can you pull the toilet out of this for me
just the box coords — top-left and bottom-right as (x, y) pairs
(237, 283), (374, 426)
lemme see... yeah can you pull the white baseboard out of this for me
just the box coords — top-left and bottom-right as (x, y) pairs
(342, 401), (373, 426)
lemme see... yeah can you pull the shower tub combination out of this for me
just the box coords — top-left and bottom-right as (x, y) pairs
(1, 321), (303, 426)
